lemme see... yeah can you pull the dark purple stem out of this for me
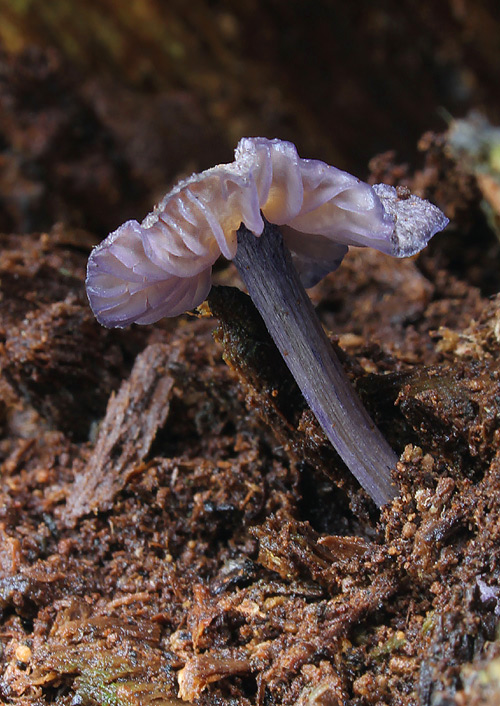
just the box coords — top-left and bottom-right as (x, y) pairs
(233, 221), (398, 507)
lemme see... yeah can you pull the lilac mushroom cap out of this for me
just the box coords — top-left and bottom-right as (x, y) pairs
(86, 137), (449, 328)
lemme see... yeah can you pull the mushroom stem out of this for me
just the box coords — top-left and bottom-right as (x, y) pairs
(233, 220), (398, 507)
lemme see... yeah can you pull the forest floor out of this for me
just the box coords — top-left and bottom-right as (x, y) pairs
(1, 119), (500, 706)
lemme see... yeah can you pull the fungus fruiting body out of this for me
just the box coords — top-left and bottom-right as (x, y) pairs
(87, 138), (447, 328)
(86, 137), (449, 506)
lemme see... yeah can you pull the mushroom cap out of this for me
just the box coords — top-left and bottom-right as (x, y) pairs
(86, 137), (448, 328)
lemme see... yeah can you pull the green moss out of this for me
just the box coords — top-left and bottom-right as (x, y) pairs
(75, 677), (187, 705)
(371, 633), (406, 660)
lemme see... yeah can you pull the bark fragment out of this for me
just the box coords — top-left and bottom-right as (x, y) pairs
(63, 343), (177, 525)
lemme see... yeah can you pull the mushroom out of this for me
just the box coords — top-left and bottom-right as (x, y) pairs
(86, 137), (448, 506)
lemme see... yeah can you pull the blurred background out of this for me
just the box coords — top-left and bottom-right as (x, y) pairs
(0, 0), (499, 238)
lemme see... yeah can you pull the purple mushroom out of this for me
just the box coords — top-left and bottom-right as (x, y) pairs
(86, 137), (448, 507)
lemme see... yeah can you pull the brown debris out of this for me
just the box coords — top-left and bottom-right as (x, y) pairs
(312, 247), (437, 360)
(63, 343), (178, 525)
(178, 653), (252, 701)
(2, 297), (129, 439)
(395, 361), (500, 465)
(251, 514), (375, 591)
(369, 128), (500, 298)
(21, 601), (186, 706)
(0, 230), (87, 335)
(358, 356), (500, 468)
(295, 661), (348, 706)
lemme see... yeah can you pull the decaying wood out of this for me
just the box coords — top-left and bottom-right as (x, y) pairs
(63, 343), (178, 525)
